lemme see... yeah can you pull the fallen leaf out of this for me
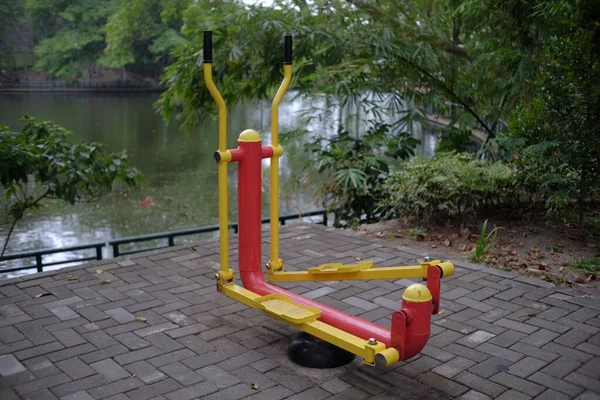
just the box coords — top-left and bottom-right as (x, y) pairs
(430, 244), (438, 248)
(100, 279), (111, 285)
(586, 275), (595, 282)
(66, 274), (78, 281)
(250, 383), (260, 390)
(36, 292), (53, 298)
(438, 310), (444, 315)
(559, 266), (564, 272)
(191, 246), (197, 251)
(375, 231), (386, 238)
(135, 317), (147, 323)
(355, 256), (362, 261)
(587, 243), (597, 248)
(96, 268), (104, 274)
(444, 239), (452, 247)
(527, 268), (544, 274)
(538, 263), (550, 271)
(510, 250), (519, 256)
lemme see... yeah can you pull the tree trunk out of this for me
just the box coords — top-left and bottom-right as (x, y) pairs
(0, 218), (18, 257)
(578, 166), (587, 232)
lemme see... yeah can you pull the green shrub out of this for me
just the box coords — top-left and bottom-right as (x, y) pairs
(380, 153), (516, 223)
(303, 123), (419, 228)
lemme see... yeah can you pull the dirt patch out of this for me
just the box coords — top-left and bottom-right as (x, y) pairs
(361, 212), (600, 295)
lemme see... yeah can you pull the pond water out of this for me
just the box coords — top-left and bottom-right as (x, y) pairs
(0, 92), (439, 276)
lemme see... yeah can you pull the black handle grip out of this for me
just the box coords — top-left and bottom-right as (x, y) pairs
(284, 35), (292, 64)
(203, 31), (212, 63)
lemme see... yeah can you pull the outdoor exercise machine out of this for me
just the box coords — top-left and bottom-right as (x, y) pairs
(203, 31), (455, 368)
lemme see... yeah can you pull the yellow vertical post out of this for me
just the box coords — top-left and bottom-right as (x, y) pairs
(269, 36), (293, 271)
(203, 31), (231, 279)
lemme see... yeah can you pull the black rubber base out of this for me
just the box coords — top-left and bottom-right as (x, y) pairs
(287, 332), (356, 368)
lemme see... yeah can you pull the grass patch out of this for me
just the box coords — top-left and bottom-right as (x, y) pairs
(568, 257), (600, 276)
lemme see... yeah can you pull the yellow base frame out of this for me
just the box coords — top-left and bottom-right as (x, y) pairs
(219, 282), (400, 367)
(267, 260), (454, 282)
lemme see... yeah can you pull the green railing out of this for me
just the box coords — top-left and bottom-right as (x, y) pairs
(0, 210), (327, 275)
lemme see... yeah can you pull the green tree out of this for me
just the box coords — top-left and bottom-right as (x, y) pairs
(0, 117), (142, 255)
(27, 0), (118, 79)
(0, 0), (24, 70)
(101, 0), (189, 71)
(152, 0), (556, 141)
(508, 29), (600, 228)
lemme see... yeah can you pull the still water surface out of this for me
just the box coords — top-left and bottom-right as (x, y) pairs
(0, 92), (438, 276)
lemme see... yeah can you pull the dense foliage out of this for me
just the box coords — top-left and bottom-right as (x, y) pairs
(303, 123), (419, 227)
(381, 153), (516, 223)
(0, 117), (142, 254)
(26, 0), (119, 79)
(1, 0), (599, 230)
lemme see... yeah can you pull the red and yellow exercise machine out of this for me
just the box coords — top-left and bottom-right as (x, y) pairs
(203, 31), (454, 367)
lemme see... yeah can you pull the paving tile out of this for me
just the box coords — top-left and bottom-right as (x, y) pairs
(321, 378), (353, 394)
(61, 391), (96, 400)
(456, 330), (496, 348)
(457, 389), (493, 400)
(533, 389), (571, 400)
(432, 356), (476, 378)
(476, 343), (524, 362)
(444, 343), (491, 363)
(489, 330), (527, 347)
(540, 356), (582, 378)
(159, 362), (203, 386)
(565, 372), (600, 393)
(510, 342), (560, 362)
(508, 356), (549, 378)
(528, 372), (585, 397)
(417, 371), (469, 397)
(469, 356), (513, 378)
(55, 357), (96, 380)
(124, 378), (182, 400)
(490, 372), (545, 397)
(495, 389), (532, 400)
(164, 381), (219, 400)
(113, 346), (163, 366)
(105, 308), (135, 324)
(526, 317), (571, 334)
(14, 373), (71, 396)
(521, 329), (560, 347)
(0, 354), (27, 377)
(80, 330), (117, 349)
(243, 385), (294, 400)
(554, 329), (593, 348)
(455, 371), (506, 398)
(494, 318), (539, 334)
(397, 356), (442, 378)
(266, 367), (313, 393)
(542, 342), (594, 363)
(87, 377), (144, 399)
(47, 343), (96, 363)
(342, 297), (379, 311)
(90, 359), (130, 381)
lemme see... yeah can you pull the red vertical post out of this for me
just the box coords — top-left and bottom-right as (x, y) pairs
(236, 130), (264, 276)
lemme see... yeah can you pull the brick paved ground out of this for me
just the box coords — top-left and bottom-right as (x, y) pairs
(0, 224), (599, 400)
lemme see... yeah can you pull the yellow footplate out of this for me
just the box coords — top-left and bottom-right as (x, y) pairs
(255, 294), (321, 324)
(308, 261), (374, 274)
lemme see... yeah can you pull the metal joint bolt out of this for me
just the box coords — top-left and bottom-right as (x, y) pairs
(214, 273), (220, 280)
(368, 338), (377, 345)
(423, 256), (431, 262)
(265, 263), (272, 270)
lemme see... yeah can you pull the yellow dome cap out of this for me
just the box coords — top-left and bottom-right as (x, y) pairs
(402, 283), (433, 303)
(238, 129), (261, 142)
